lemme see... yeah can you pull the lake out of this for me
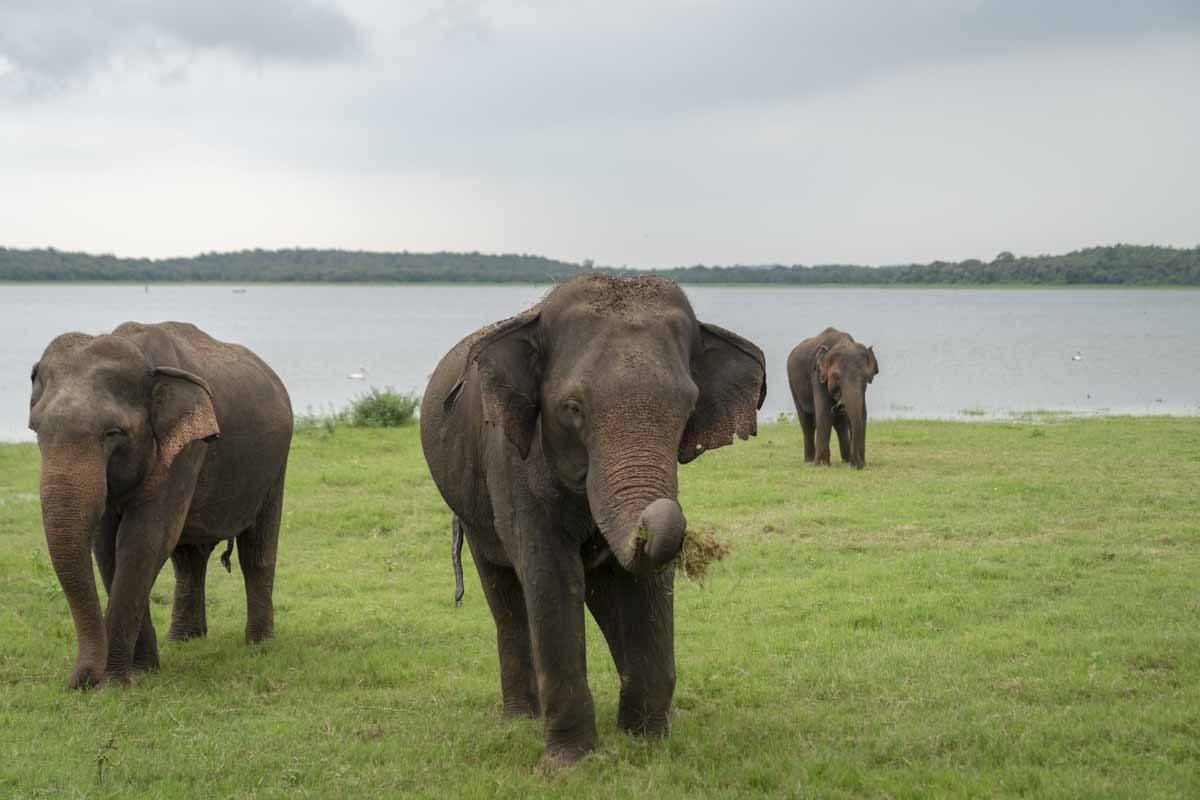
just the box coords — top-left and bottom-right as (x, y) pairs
(2, 284), (1197, 441)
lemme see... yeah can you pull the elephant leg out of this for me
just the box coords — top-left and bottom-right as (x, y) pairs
(585, 560), (675, 737)
(515, 521), (597, 765)
(104, 449), (203, 682)
(813, 401), (833, 466)
(833, 412), (852, 463)
(237, 470), (285, 644)
(168, 541), (217, 641)
(95, 512), (162, 673)
(799, 411), (816, 462)
(465, 534), (539, 718)
(105, 516), (174, 682)
(860, 404), (869, 467)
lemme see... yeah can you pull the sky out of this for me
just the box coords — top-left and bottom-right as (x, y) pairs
(1, 0), (1198, 268)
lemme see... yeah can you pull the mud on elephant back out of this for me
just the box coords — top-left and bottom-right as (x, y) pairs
(420, 273), (767, 767)
(28, 321), (293, 689)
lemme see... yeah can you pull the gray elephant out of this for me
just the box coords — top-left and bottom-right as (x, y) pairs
(420, 274), (766, 766)
(29, 322), (293, 688)
(786, 327), (878, 469)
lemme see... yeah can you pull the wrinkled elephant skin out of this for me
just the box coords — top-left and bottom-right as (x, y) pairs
(420, 274), (767, 765)
(29, 322), (293, 688)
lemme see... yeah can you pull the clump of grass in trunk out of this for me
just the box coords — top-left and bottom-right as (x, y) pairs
(677, 529), (730, 580)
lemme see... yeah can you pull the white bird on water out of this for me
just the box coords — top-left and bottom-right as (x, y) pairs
(347, 366), (368, 380)
(1071, 351), (1083, 361)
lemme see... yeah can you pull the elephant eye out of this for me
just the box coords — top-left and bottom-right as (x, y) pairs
(563, 399), (582, 417)
(104, 428), (126, 439)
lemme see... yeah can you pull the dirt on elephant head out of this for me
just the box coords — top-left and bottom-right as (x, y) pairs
(569, 273), (684, 318)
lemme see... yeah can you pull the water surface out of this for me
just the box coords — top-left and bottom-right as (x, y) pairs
(2, 284), (1197, 441)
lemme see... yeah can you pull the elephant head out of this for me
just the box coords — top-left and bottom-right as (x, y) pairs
(814, 340), (878, 469)
(28, 331), (219, 688)
(447, 275), (765, 572)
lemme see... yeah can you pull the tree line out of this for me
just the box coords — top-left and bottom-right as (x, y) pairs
(1, 244), (1197, 285)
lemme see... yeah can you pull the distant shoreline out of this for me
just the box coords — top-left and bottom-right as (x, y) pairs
(3, 243), (1198, 286)
(2, 280), (1198, 290)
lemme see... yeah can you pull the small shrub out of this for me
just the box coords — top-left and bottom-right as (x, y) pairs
(346, 388), (420, 428)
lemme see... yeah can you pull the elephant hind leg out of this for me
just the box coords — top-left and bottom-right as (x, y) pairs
(238, 470), (285, 644)
(585, 561), (675, 737)
(168, 541), (217, 641)
(465, 533), (539, 718)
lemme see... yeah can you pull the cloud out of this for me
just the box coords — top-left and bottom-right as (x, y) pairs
(353, 0), (1200, 129)
(0, 0), (361, 84)
(1, 1), (1198, 266)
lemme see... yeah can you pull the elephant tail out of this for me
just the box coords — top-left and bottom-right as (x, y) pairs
(220, 539), (235, 573)
(452, 516), (465, 607)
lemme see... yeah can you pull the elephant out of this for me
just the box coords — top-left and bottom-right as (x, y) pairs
(28, 321), (293, 689)
(786, 327), (878, 469)
(420, 274), (766, 766)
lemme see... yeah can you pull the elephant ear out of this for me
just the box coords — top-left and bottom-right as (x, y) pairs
(150, 367), (220, 473)
(679, 322), (766, 464)
(866, 345), (879, 383)
(445, 309), (542, 460)
(813, 344), (833, 385)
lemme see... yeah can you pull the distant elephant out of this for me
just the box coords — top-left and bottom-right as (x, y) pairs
(28, 322), (293, 689)
(420, 274), (766, 766)
(786, 327), (878, 469)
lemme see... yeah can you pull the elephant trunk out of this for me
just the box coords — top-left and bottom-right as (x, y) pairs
(844, 390), (867, 469)
(586, 412), (687, 572)
(38, 437), (108, 688)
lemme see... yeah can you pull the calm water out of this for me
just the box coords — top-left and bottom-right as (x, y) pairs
(2, 284), (1198, 441)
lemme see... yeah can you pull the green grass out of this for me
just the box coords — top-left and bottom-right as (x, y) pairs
(2, 418), (1199, 798)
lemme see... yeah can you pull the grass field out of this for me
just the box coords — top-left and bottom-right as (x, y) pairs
(1, 418), (1198, 798)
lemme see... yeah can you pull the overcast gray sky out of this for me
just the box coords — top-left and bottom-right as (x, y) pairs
(1, 0), (1198, 267)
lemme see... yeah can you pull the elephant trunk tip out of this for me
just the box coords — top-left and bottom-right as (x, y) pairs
(637, 498), (687, 568)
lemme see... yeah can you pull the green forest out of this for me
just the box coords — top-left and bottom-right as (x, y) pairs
(1, 244), (1198, 285)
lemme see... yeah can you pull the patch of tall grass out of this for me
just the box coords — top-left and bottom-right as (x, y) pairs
(295, 387), (420, 432)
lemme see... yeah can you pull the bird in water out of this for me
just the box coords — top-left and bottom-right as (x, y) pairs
(347, 366), (368, 380)
(1071, 351), (1083, 361)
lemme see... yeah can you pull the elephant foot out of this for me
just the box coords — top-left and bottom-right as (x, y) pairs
(245, 626), (275, 645)
(502, 698), (540, 719)
(537, 743), (592, 773)
(66, 660), (106, 691)
(132, 652), (160, 673)
(103, 668), (136, 687)
(617, 708), (671, 738)
(167, 624), (207, 642)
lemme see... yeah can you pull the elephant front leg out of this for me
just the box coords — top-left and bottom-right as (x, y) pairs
(465, 535), (539, 717)
(799, 412), (816, 463)
(103, 522), (170, 684)
(94, 512), (160, 675)
(586, 561), (676, 737)
(168, 542), (217, 640)
(105, 449), (201, 682)
(518, 529), (597, 766)
(833, 413), (853, 463)
(813, 403), (833, 466)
